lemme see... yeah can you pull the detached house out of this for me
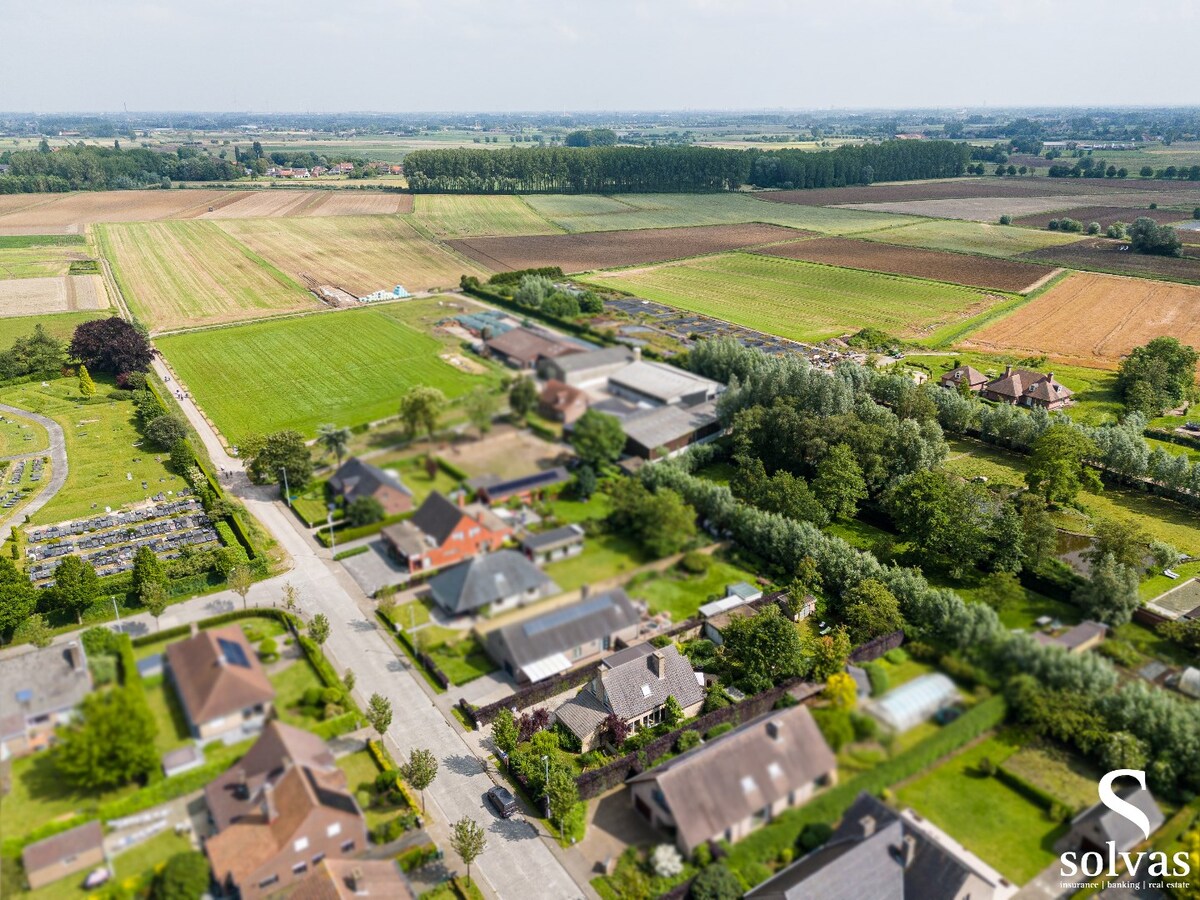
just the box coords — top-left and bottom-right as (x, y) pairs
(555, 644), (704, 752)
(165, 625), (275, 743)
(205, 721), (368, 900)
(328, 458), (413, 518)
(938, 364), (988, 393)
(628, 705), (837, 856)
(981, 365), (1074, 411)
(537, 380), (589, 424)
(0, 641), (91, 760)
(427, 549), (558, 617)
(381, 492), (511, 574)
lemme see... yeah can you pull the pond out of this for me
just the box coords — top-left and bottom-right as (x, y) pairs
(1055, 530), (1095, 576)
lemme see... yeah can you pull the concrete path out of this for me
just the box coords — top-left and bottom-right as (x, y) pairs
(0, 403), (67, 541)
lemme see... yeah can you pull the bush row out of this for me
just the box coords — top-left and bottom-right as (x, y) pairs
(847, 630), (904, 664)
(130, 608), (299, 648)
(994, 763), (1061, 813)
(333, 545), (370, 561)
(367, 739), (422, 813)
(316, 509), (414, 548)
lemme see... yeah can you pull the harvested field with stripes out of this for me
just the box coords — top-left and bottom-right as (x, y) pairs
(752, 237), (1056, 293)
(449, 223), (805, 273)
(963, 271), (1200, 368)
(836, 193), (1179, 223)
(863, 220), (1085, 258)
(412, 194), (561, 237)
(0, 275), (108, 317)
(759, 178), (1200, 207)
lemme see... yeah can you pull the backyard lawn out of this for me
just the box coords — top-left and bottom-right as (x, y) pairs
(424, 633), (496, 686)
(1, 752), (137, 842)
(269, 657), (326, 730)
(336, 750), (404, 832)
(142, 675), (192, 756)
(895, 731), (1067, 885)
(542, 531), (646, 593)
(629, 555), (761, 622)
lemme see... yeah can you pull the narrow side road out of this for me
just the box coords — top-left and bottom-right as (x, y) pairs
(0, 403), (67, 542)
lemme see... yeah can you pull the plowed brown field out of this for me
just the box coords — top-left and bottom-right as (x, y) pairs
(758, 178), (1200, 207)
(448, 223), (805, 273)
(1014, 206), (1192, 230)
(752, 237), (1055, 293)
(963, 271), (1200, 368)
(1021, 238), (1200, 284)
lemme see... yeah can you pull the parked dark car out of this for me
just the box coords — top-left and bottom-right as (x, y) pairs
(486, 785), (518, 818)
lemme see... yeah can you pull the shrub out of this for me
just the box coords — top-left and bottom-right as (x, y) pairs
(678, 551), (711, 575)
(864, 661), (889, 697)
(302, 687), (324, 708)
(1087, 221), (1101, 235)
(321, 686), (344, 706)
(650, 634), (674, 649)
(652, 843), (685, 878)
(693, 842), (713, 868)
(998, 215), (1012, 225)
(677, 730), (701, 752)
(690, 863), (741, 900)
(258, 637), (278, 663)
(705, 722), (734, 740)
(89, 655), (117, 685)
(812, 708), (854, 751)
(978, 756), (996, 776)
(883, 648), (908, 664)
(81, 626), (120, 656)
(1096, 639), (1142, 669)
(1048, 801), (1072, 822)
(850, 712), (878, 742)
(797, 822), (833, 852)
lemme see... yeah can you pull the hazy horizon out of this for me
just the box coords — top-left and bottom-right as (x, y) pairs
(3, 0), (1196, 113)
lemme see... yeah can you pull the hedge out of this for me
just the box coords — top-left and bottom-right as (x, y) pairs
(376, 611), (450, 692)
(994, 764), (1060, 813)
(723, 695), (1008, 886)
(333, 545), (370, 561)
(367, 739), (422, 814)
(316, 509), (414, 547)
(312, 711), (361, 740)
(130, 608), (299, 648)
(396, 840), (439, 872)
(435, 456), (470, 481)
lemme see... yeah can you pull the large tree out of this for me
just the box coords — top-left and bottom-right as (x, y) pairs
(1116, 337), (1199, 416)
(397, 386), (447, 441)
(840, 578), (904, 643)
(0, 556), (38, 640)
(1074, 552), (1141, 626)
(131, 545), (167, 598)
(508, 377), (538, 419)
(606, 479), (696, 558)
(69, 317), (152, 375)
(721, 604), (808, 692)
(49, 556), (101, 624)
(144, 414), (187, 449)
(316, 423), (352, 467)
(55, 687), (158, 789)
(884, 470), (989, 576)
(464, 387), (498, 437)
(813, 443), (868, 521)
(244, 430), (314, 488)
(154, 852), (211, 900)
(571, 409), (625, 468)
(1026, 424), (1101, 505)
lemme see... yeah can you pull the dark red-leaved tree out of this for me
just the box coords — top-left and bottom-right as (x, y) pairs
(517, 707), (551, 743)
(69, 317), (152, 376)
(600, 713), (630, 748)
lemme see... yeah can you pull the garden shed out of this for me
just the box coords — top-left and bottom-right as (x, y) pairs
(869, 673), (960, 733)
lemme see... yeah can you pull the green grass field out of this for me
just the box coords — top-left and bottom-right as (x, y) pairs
(896, 732), (1066, 885)
(583, 252), (1008, 343)
(0, 310), (107, 347)
(0, 377), (185, 525)
(156, 301), (496, 442)
(629, 556), (760, 621)
(411, 194), (563, 237)
(0, 245), (88, 280)
(522, 192), (919, 234)
(865, 219), (1086, 258)
(0, 408), (49, 455)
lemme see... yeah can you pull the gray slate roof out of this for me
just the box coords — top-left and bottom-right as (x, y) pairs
(548, 346), (635, 375)
(520, 524), (585, 553)
(428, 550), (558, 615)
(600, 643), (703, 720)
(329, 457), (411, 502)
(0, 642), (91, 725)
(492, 589), (639, 669)
(628, 705), (836, 852)
(1068, 786), (1164, 853)
(621, 401), (720, 452)
(745, 792), (1002, 900)
(411, 492), (469, 545)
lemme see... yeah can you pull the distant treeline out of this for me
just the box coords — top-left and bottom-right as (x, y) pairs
(403, 141), (969, 193)
(0, 144), (242, 193)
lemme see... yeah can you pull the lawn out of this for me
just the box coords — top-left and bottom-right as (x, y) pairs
(336, 749), (412, 832)
(523, 192), (919, 235)
(0, 377), (185, 525)
(895, 731), (1067, 885)
(424, 633), (496, 686)
(411, 194), (564, 238)
(629, 555), (761, 622)
(376, 453), (465, 503)
(156, 302), (495, 443)
(866, 219), (1086, 258)
(0, 408), (48, 455)
(20, 829), (194, 900)
(215, 215), (490, 296)
(1113, 619), (1196, 667)
(582, 252), (1009, 343)
(98, 220), (318, 333)
(0, 310), (107, 347)
(1001, 743), (1101, 814)
(269, 656), (326, 730)
(1, 749), (136, 842)
(542, 531), (646, 592)
(142, 675), (192, 756)
(385, 597), (434, 631)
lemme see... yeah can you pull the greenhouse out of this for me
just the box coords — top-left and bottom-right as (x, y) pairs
(869, 672), (960, 733)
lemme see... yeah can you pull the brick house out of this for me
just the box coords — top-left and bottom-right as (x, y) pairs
(205, 721), (367, 900)
(165, 625), (275, 744)
(380, 492), (512, 574)
(537, 380), (589, 424)
(938, 364), (988, 393)
(328, 457), (413, 518)
(981, 365), (1074, 410)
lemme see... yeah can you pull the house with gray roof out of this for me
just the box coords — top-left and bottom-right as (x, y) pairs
(621, 400), (723, 460)
(1055, 784), (1165, 856)
(0, 641), (91, 761)
(327, 457), (413, 517)
(628, 705), (837, 855)
(555, 644), (704, 751)
(427, 549), (559, 617)
(519, 524), (585, 565)
(485, 589), (642, 683)
(745, 792), (1017, 900)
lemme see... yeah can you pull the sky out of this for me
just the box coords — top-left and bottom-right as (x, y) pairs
(2, 0), (1198, 113)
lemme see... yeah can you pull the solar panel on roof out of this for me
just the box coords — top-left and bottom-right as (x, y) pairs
(15, 689), (33, 703)
(217, 637), (250, 668)
(522, 594), (615, 637)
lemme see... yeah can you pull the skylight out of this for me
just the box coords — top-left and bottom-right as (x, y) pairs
(641, 684), (651, 698)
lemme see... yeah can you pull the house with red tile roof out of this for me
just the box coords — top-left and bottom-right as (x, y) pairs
(165, 625), (275, 743)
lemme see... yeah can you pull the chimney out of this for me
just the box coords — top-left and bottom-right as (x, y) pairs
(632, 346), (642, 362)
(1004, 364), (1012, 377)
(1046, 371), (1054, 382)
(581, 584), (590, 600)
(189, 622), (199, 637)
(348, 867), (366, 894)
(262, 782), (278, 823)
(901, 834), (918, 868)
(233, 768), (249, 800)
(64, 641), (84, 674)
(281, 755), (293, 773)
(766, 720), (782, 742)
(651, 650), (666, 679)
(859, 815), (876, 838)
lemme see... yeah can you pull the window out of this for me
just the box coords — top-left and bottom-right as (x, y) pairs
(259, 875), (280, 889)
(326, 822), (342, 838)
(340, 840), (356, 853)
(468, 527), (480, 537)
(453, 531), (464, 541)
(293, 837), (309, 853)
(312, 853), (326, 865)
(292, 862), (308, 876)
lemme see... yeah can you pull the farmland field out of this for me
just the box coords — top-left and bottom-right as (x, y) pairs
(450, 223), (805, 272)
(0, 234), (92, 279)
(752, 236), (1055, 292)
(1013, 205), (1193, 231)
(582, 252), (1007, 343)
(522, 192), (919, 234)
(0, 274), (108, 317)
(963, 271), (1200, 367)
(1020, 236), (1200, 284)
(98, 220), (318, 332)
(0, 310), (107, 347)
(156, 300), (495, 441)
(216, 215), (490, 296)
(862, 219), (1086, 258)
(412, 194), (562, 237)
(837, 192), (1181, 223)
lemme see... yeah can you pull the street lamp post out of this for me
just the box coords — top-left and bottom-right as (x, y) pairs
(541, 754), (551, 820)
(111, 596), (120, 627)
(279, 466), (290, 507)
(327, 503), (337, 554)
